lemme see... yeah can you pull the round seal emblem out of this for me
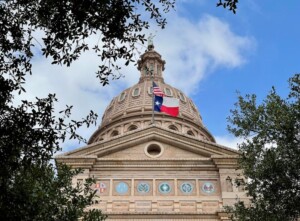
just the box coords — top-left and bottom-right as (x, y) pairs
(180, 182), (193, 194)
(159, 182), (171, 194)
(137, 182), (150, 193)
(202, 182), (215, 194)
(116, 182), (128, 194)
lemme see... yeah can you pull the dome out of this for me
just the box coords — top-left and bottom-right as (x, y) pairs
(88, 46), (215, 144)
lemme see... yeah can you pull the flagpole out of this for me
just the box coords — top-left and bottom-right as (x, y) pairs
(151, 69), (155, 125)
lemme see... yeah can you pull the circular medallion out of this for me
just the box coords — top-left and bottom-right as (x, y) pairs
(180, 182), (193, 194)
(202, 182), (215, 194)
(116, 182), (128, 194)
(159, 182), (171, 194)
(137, 182), (150, 193)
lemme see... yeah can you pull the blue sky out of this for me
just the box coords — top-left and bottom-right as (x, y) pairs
(23, 0), (300, 151)
(173, 0), (300, 145)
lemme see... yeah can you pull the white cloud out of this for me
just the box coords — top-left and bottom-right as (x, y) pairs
(17, 11), (254, 152)
(215, 135), (244, 150)
(155, 14), (254, 95)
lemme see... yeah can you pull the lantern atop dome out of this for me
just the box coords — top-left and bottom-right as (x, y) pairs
(137, 35), (166, 83)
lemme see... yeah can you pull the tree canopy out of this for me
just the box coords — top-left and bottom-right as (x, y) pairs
(227, 74), (300, 221)
(1, 0), (175, 86)
(217, 0), (239, 14)
(0, 74), (108, 220)
(0, 0), (175, 220)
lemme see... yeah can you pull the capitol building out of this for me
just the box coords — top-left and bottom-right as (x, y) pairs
(56, 44), (248, 221)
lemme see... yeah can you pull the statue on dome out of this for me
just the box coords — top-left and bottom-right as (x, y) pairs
(147, 33), (156, 49)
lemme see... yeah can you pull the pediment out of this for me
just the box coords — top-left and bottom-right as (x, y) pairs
(100, 140), (206, 159)
(57, 126), (239, 161)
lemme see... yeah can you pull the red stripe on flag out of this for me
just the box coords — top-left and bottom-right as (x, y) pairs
(153, 82), (164, 96)
(153, 87), (164, 96)
(160, 106), (179, 117)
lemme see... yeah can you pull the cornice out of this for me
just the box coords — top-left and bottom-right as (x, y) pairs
(58, 126), (238, 159)
(211, 155), (239, 169)
(96, 211), (219, 219)
(55, 156), (97, 168)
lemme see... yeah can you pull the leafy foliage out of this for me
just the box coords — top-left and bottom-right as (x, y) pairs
(0, 1), (175, 219)
(0, 0), (175, 86)
(217, 0), (239, 14)
(227, 74), (300, 221)
(0, 74), (107, 220)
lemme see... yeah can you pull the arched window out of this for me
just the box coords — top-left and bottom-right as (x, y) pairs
(149, 63), (154, 73)
(96, 137), (104, 142)
(118, 92), (126, 102)
(168, 125), (178, 131)
(179, 92), (186, 102)
(144, 66), (149, 76)
(190, 100), (197, 111)
(187, 130), (195, 136)
(132, 88), (140, 97)
(164, 88), (173, 97)
(148, 86), (153, 95)
(157, 65), (161, 76)
(111, 130), (119, 137)
(128, 125), (138, 131)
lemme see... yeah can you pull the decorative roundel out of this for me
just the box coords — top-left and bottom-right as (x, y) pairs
(137, 182), (150, 193)
(116, 182), (129, 194)
(202, 182), (215, 194)
(159, 182), (171, 194)
(180, 182), (193, 194)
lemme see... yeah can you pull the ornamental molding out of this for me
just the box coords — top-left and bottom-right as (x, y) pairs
(89, 110), (214, 144)
(211, 155), (239, 169)
(57, 126), (238, 158)
(55, 127), (239, 170)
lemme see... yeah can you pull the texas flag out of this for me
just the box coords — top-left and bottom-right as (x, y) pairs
(154, 95), (179, 117)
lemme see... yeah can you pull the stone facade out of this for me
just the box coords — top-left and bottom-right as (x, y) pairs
(56, 46), (249, 220)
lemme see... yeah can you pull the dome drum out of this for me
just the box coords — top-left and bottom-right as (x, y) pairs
(88, 113), (215, 144)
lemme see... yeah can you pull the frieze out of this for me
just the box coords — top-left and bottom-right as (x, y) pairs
(91, 179), (222, 197)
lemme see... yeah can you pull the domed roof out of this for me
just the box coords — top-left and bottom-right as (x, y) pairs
(88, 46), (215, 144)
